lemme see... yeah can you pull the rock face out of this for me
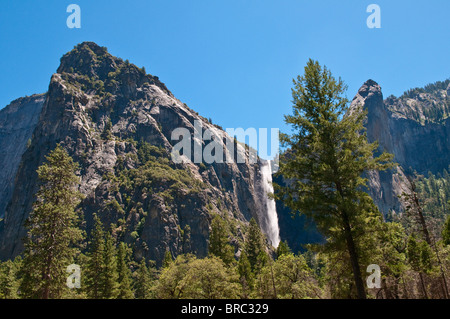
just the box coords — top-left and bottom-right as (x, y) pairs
(0, 94), (45, 217)
(273, 174), (324, 253)
(350, 79), (450, 216)
(0, 42), (275, 264)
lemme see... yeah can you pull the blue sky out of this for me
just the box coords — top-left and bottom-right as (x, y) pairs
(1, 0), (449, 136)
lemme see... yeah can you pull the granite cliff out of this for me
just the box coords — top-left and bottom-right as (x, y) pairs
(0, 42), (276, 264)
(350, 79), (450, 216)
(0, 94), (45, 217)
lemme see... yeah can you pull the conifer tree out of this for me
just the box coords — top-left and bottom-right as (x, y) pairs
(117, 242), (134, 299)
(20, 144), (84, 299)
(101, 228), (119, 299)
(208, 214), (235, 265)
(84, 214), (105, 299)
(134, 259), (154, 299)
(244, 218), (268, 273)
(238, 251), (253, 296)
(0, 259), (19, 299)
(276, 240), (291, 259)
(274, 60), (393, 299)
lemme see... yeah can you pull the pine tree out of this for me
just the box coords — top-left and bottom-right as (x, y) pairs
(208, 214), (235, 265)
(20, 144), (84, 299)
(237, 251), (253, 296)
(274, 60), (393, 299)
(134, 259), (154, 299)
(101, 228), (119, 299)
(117, 242), (134, 299)
(0, 259), (19, 299)
(84, 214), (105, 299)
(244, 218), (268, 273)
(276, 240), (291, 259)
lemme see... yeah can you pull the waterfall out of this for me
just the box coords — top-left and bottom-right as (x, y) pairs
(258, 160), (281, 248)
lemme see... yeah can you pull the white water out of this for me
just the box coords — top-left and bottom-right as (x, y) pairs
(259, 160), (281, 248)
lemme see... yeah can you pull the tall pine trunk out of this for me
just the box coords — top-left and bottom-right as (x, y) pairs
(337, 181), (366, 299)
(342, 210), (366, 299)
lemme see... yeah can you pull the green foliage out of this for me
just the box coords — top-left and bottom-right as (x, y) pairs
(0, 258), (21, 299)
(255, 253), (322, 299)
(199, 162), (207, 171)
(117, 242), (134, 299)
(101, 229), (119, 299)
(20, 144), (84, 299)
(244, 218), (268, 273)
(84, 219), (138, 299)
(137, 140), (165, 163)
(394, 79), (450, 124)
(237, 251), (253, 296)
(401, 79), (450, 99)
(406, 235), (435, 274)
(181, 225), (192, 254)
(133, 259), (155, 299)
(101, 118), (113, 140)
(84, 214), (106, 299)
(274, 59), (394, 299)
(162, 249), (173, 269)
(208, 214), (235, 265)
(413, 169), (450, 239)
(154, 255), (241, 299)
(276, 240), (292, 259)
(98, 140), (206, 252)
(113, 142), (204, 208)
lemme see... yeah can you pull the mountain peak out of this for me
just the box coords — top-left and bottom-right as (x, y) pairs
(357, 79), (382, 99)
(363, 79), (379, 87)
(57, 42), (117, 79)
(76, 41), (105, 52)
(350, 79), (383, 112)
(56, 42), (171, 96)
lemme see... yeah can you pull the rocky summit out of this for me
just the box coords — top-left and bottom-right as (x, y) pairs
(350, 79), (450, 216)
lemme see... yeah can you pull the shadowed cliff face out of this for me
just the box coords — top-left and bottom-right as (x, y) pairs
(350, 79), (450, 216)
(0, 42), (273, 264)
(0, 94), (45, 218)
